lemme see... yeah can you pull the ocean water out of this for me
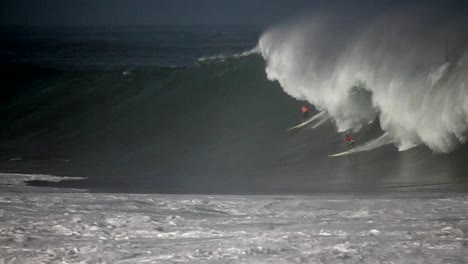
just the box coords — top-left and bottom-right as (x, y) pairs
(0, 25), (260, 69)
(1, 19), (468, 193)
(1, 5), (468, 263)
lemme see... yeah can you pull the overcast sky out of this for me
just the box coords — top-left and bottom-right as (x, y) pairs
(0, 0), (316, 26)
(0, 0), (466, 27)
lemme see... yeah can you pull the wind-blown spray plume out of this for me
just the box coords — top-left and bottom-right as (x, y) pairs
(259, 7), (468, 153)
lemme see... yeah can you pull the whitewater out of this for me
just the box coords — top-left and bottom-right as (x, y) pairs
(258, 8), (468, 153)
(1, 172), (468, 264)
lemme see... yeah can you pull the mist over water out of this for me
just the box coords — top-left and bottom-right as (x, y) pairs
(259, 5), (468, 153)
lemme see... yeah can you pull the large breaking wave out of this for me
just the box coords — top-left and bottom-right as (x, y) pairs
(2, 12), (468, 193)
(259, 6), (468, 153)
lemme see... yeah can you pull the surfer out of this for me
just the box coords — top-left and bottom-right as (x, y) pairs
(301, 105), (310, 121)
(345, 134), (356, 149)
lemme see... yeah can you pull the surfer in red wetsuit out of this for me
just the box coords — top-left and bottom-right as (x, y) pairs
(345, 134), (356, 149)
(301, 105), (310, 122)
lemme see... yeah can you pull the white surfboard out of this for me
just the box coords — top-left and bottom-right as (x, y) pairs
(286, 111), (326, 131)
(329, 133), (393, 157)
(328, 149), (356, 157)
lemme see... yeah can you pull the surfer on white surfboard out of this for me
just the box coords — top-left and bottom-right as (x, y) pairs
(300, 105), (310, 122)
(345, 134), (356, 149)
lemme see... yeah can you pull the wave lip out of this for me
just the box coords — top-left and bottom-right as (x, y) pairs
(197, 46), (260, 63)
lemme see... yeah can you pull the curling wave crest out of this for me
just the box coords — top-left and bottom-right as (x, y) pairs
(259, 8), (468, 153)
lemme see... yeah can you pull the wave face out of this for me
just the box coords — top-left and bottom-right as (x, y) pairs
(259, 4), (468, 153)
(1, 56), (309, 193)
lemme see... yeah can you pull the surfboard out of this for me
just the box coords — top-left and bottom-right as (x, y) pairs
(286, 111), (326, 131)
(329, 133), (393, 157)
(286, 118), (315, 131)
(328, 149), (355, 157)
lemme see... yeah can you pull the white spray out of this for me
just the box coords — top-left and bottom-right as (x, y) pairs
(259, 9), (468, 153)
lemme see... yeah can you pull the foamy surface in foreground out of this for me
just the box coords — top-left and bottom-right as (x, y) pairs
(1, 189), (467, 263)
